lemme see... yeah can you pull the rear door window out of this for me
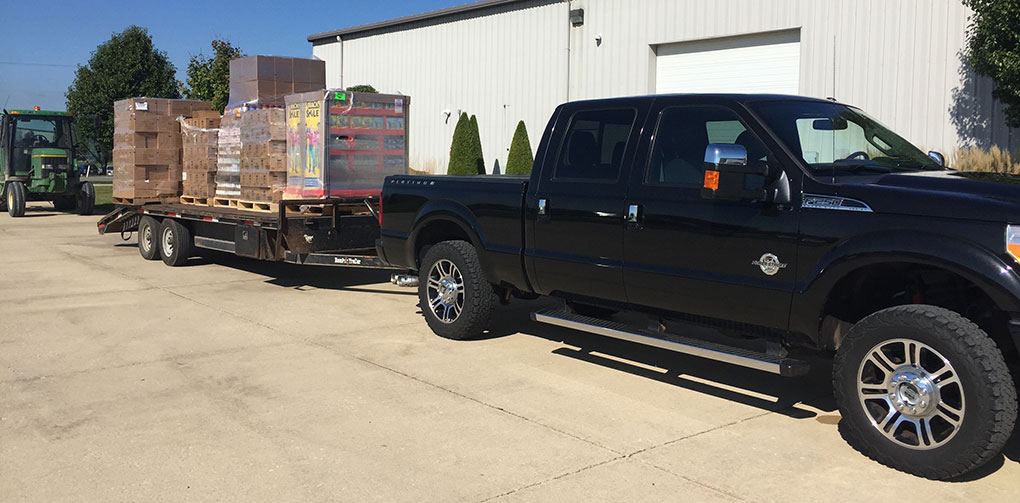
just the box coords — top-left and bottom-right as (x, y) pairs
(554, 109), (636, 181)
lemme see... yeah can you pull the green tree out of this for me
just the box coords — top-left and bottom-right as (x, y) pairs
(469, 115), (485, 174)
(66, 26), (179, 166)
(181, 39), (243, 112)
(505, 120), (534, 175)
(963, 0), (1020, 127)
(345, 84), (378, 93)
(447, 112), (475, 175)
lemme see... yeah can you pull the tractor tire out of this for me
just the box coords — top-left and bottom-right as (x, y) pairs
(6, 181), (26, 217)
(158, 218), (192, 267)
(53, 196), (76, 211)
(418, 240), (498, 340)
(137, 216), (160, 260)
(76, 182), (95, 215)
(833, 304), (1017, 480)
(0, 185), (6, 212)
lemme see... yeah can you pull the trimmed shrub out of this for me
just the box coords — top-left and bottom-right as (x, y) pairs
(345, 84), (378, 93)
(448, 113), (476, 175)
(469, 115), (485, 174)
(505, 121), (534, 175)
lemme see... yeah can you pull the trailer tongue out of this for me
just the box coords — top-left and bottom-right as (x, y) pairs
(97, 196), (397, 269)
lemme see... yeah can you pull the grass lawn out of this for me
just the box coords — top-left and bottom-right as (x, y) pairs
(93, 183), (113, 214)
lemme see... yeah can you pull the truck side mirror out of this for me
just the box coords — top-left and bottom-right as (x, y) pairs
(701, 143), (769, 202)
(928, 151), (945, 167)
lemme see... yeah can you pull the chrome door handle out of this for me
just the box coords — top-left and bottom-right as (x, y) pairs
(626, 204), (640, 223)
(538, 198), (547, 215)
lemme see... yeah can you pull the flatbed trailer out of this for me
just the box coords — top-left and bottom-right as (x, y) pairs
(97, 196), (398, 270)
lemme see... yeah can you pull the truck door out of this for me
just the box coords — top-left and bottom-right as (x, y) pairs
(623, 101), (799, 330)
(528, 103), (647, 302)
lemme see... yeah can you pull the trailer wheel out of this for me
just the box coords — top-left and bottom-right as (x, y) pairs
(6, 181), (26, 217)
(418, 240), (497, 340)
(833, 304), (1017, 479)
(138, 216), (160, 260)
(76, 182), (95, 215)
(159, 219), (193, 267)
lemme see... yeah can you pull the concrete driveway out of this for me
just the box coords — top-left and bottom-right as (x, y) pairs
(1, 204), (1018, 502)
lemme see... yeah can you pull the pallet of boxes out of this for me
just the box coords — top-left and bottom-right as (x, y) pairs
(213, 55), (325, 212)
(180, 111), (221, 205)
(112, 98), (212, 204)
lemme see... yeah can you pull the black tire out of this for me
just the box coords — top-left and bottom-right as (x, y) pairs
(158, 218), (193, 266)
(833, 304), (1017, 479)
(6, 181), (26, 217)
(53, 196), (76, 211)
(137, 216), (161, 260)
(418, 240), (498, 340)
(0, 184), (7, 212)
(76, 182), (95, 215)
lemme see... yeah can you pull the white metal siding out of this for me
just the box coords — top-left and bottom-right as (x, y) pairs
(311, 42), (342, 90)
(655, 30), (800, 94)
(315, 0), (1017, 172)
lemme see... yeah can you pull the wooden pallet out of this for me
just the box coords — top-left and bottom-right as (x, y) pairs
(236, 199), (278, 213)
(112, 196), (166, 206)
(179, 195), (214, 207)
(212, 197), (239, 209)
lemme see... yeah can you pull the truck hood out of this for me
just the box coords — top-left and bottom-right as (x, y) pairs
(835, 169), (1020, 223)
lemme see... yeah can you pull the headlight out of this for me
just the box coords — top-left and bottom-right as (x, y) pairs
(43, 163), (55, 171)
(58, 164), (68, 171)
(1007, 225), (1020, 262)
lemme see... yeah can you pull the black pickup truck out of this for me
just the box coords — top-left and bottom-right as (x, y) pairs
(378, 94), (1020, 479)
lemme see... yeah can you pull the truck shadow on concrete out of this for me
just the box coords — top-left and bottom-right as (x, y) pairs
(475, 299), (1020, 479)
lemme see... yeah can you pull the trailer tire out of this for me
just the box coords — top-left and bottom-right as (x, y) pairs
(6, 181), (26, 217)
(159, 219), (192, 267)
(76, 182), (95, 215)
(833, 304), (1017, 479)
(418, 240), (497, 340)
(138, 216), (160, 260)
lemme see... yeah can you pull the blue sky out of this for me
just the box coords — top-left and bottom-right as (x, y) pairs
(0, 0), (471, 111)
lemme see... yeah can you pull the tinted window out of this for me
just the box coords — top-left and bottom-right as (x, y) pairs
(555, 109), (636, 181)
(646, 107), (769, 186)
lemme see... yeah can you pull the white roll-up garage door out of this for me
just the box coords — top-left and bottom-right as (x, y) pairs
(655, 30), (801, 95)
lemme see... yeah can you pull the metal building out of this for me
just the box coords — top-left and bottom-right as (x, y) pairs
(308, 0), (1018, 174)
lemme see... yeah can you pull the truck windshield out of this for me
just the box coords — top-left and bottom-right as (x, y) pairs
(749, 101), (941, 175)
(13, 116), (73, 149)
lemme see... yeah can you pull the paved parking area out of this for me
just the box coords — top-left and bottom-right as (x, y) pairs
(1, 204), (1019, 502)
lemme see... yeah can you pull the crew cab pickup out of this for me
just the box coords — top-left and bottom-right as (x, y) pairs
(378, 94), (1020, 480)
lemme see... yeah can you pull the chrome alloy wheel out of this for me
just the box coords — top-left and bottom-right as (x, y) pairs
(426, 259), (464, 324)
(162, 226), (175, 257)
(857, 338), (965, 450)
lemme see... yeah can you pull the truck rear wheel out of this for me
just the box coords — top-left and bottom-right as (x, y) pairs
(6, 181), (26, 217)
(418, 240), (497, 340)
(76, 182), (95, 215)
(138, 216), (160, 260)
(833, 304), (1017, 479)
(159, 219), (193, 267)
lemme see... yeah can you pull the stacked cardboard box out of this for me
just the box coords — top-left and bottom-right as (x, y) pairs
(113, 98), (212, 200)
(238, 108), (287, 202)
(228, 56), (325, 107)
(181, 111), (221, 199)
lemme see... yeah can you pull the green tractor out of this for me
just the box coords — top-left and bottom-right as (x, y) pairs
(1, 108), (95, 217)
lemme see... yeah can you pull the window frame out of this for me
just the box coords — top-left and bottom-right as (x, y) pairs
(550, 107), (639, 184)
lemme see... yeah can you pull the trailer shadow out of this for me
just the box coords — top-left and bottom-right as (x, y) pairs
(188, 249), (412, 294)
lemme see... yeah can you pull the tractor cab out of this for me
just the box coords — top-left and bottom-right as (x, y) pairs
(1, 108), (94, 217)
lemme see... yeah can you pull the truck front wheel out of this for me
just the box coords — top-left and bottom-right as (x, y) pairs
(418, 240), (497, 340)
(833, 304), (1017, 479)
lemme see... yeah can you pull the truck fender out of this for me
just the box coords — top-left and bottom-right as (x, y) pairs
(790, 229), (1020, 343)
(409, 199), (486, 266)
